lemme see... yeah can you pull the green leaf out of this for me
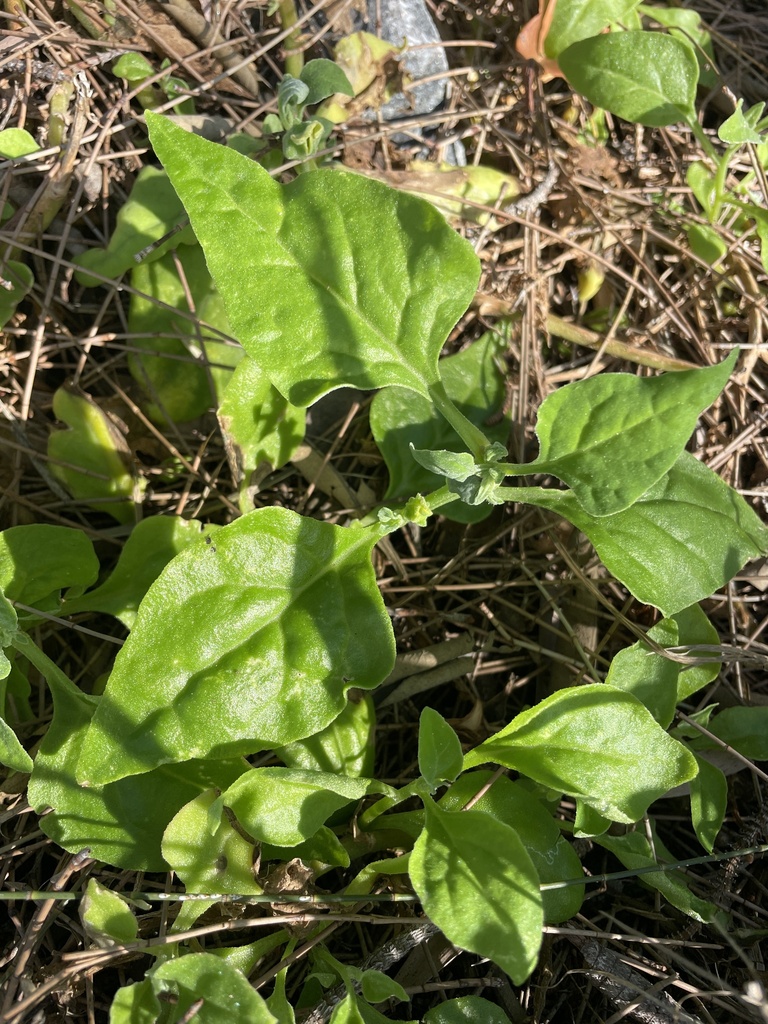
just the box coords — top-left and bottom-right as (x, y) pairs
(637, 4), (718, 88)
(218, 355), (306, 513)
(370, 330), (511, 523)
(707, 706), (768, 759)
(605, 617), (680, 727)
(689, 754), (727, 854)
(595, 829), (718, 923)
(223, 768), (391, 846)
(330, 995), (365, 1024)
(0, 525), (98, 607)
(0, 260), (34, 329)
(278, 75), (310, 129)
(276, 693), (375, 777)
(440, 771), (584, 924)
(358, 970), (408, 1005)
(80, 878), (138, 947)
(74, 167), (194, 287)
(672, 604), (720, 701)
(519, 452), (768, 616)
(300, 59), (355, 104)
(128, 244), (244, 424)
(162, 789), (262, 895)
(411, 798), (543, 984)
(462, 685), (697, 823)
(0, 715), (33, 773)
(0, 128), (40, 158)
(410, 448), (478, 481)
(48, 386), (142, 524)
(687, 224), (727, 267)
(511, 353), (736, 517)
(544, 0), (642, 58)
(28, 668), (246, 871)
(418, 707), (463, 790)
(110, 978), (160, 1024)
(112, 51), (155, 82)
(150, 953), (277, 1023)
(63, 517), (219, 629)
(718, 100), (765, 145)
(559, 31), (698, 128)
(145, 113), (480, 406)
(424, 995), (514, 1024)
(77, 509), (395, 785)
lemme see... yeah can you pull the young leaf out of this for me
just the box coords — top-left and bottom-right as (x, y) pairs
(509, 353), (736, 517)
(418, 707), (463, 790)
(718, 100), (765, 145)
(440, 771), (584, 924)
(222, 768), (391, 846)
(689, 754), (727, 854)
(410, 448), (478, 481)
(544, 0), (642, 58)
(462, 685), (697, 823)
(0, 525), (98, 607)
(330, 994), (365, 1024)
(77, 509), (395, 785)
(80, 878), (138, 948)
(145, 113), (480, 406)
(149, 953), (277, 1023)
(411, 798), (543, 984)
(300, 58), (355, 105)
(559, 31), (699, 128)
(0, 260), (34, 330)
(370, 330), (511, 523)
(519, 452), (768, 616)
(218, 354), (307, 513)
(62, 517), (220, 629)
(424, 995), (514, 1024)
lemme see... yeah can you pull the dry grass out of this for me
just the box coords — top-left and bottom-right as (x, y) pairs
(2, 0), (768, 1021)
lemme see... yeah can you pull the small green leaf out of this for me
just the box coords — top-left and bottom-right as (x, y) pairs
(462, 685), (697, 823)
(605, 617), (680, 727)
(162, 789), (262, 895)
(146, 113), (480, 406)
(440, 771), (584, 924)
(511, 353), (736, 517)
(77, 509), (395, 785)
(48, 386), (142, 524)
(358, 970), (408, 1005)
(418, 707), (463, 790)
(707, 706), (768, 759)
(411, 798), (543, 984)
(300, 59), (355, 104)
(673, 604), (720, 701)
(278, 75), (310, 129)
(277, 693), (375, 777)
(718, 100), (765, 145)
(218, 354), (306, 512)
(0, 128), (40, 158)
(330, 995), (365, 1024)
(223, 768), (391, 846)
(112, 52), (155, 82)
(80, 878), (138, 947)
(0, 260), (34, 329)
(689, 755), (727, 853)
(544, 0), (642, 58)
(63, 517), (219, 629)
(0, 525), (98, 607)
(410, 447), (478, 481)
(370, 330), (511, 523)
(595, 830), (718, 923)
(424, 995), (514, 1024)
(520, 452), (768, 616)
(559, 31), (698, 128)
(0, 716), (33, 773)
(687, 224), (727, 266)
(150, 953), (277, 1024)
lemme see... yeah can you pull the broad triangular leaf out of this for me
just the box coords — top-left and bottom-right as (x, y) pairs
(146, 113), (480, 406)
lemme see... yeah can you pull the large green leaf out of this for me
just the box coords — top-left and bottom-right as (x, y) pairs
(370, 330), (511, 523)
(77, 509), (395, 785)
(463, 685), (697, 823)
(411, 798), (543, 984)
(145, 113), (480, 406)
(506, 354), (736, 517)
(520, 452), (768, 616)
(28, 668), (245, 871)
(0, 525), (98, 607)
(559, 31), (698, 129)
(63, 516), (220, 629)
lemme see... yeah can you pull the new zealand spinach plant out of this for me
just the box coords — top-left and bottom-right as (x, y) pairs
(3, 5), (768, 1021)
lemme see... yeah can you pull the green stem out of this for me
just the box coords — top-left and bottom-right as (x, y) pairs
(277, 0), (303, 79)
(428, 379), (492, 460)
(686, 116), (720, 165)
